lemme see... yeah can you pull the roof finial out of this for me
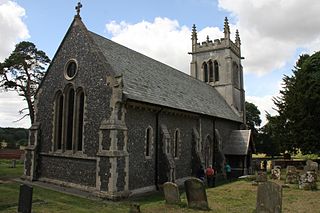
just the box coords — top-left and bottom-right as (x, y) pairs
(224, 17), (230, 39)
(75, 2), (82, 17)
(235, 29), (241, 47)
(206, 35), (210, 42)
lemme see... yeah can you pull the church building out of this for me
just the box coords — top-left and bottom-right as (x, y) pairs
(23, 4), (253, 199)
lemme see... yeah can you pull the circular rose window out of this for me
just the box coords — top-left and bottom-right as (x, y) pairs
(64, 59), (78, 80)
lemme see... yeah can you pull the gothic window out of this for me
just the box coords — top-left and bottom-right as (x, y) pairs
(75, 88), (85, 151)
(173, 129), (180, 158)
(208, 60), (214, 82)
(65, 87), (75, 150)
(203, 62), (208, 83)
(53, 91), (64, 150)
(214, 60), (219, 81)
(233, 62), (240, 88)
(145, 126), (153, 158)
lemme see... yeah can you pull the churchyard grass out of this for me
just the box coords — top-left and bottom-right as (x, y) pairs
(1, 159), (320, 212)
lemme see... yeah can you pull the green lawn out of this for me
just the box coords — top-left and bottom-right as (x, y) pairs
(0, 160), (319, 213)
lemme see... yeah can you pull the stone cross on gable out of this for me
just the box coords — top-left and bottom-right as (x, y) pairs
(75, 2), (82, 16)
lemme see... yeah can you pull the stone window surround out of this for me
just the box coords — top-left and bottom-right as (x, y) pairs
(52, 84), (86, 154)
(144, 126), (154, 159)
(64, 59), (78, 80)
(201, 59), (219, 83)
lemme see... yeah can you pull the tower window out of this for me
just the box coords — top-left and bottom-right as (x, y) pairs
(214, 61), (219, 81)
(203, 62), (208, 82)
(208, 60), (214, 82)
(233, 62), (239, 88)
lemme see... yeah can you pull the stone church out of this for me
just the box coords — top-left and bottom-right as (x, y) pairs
(23, 5), (253, 199)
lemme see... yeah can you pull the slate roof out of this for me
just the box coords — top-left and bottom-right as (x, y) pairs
(223, 130), (252, 155)
(89, 31), (242, 122)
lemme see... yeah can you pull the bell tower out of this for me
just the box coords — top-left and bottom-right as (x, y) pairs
(189, 17), (245, 122)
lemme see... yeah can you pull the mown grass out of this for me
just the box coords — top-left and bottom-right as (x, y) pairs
(1, 160), (319, 213)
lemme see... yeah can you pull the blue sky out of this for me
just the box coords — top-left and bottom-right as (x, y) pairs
(1, 0), (320, 128)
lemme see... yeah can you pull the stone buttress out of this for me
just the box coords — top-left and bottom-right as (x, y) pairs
(96, 75), (129, 199)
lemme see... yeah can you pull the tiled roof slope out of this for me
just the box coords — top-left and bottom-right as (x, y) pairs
(89, 31), (242, 122)
(223, 130), (252, 155)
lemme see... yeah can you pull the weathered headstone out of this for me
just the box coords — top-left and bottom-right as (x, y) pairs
(11, 159), (16, 168)
(271, 168), (281, 180)
(285, 166), (298, 184)
(256, 171), (267, 182)
(184, 178), (209, 210)
(18, 184), (33, 213)
(299, 171), (317, 190)
(256, 181), (282, 213)
(163, 182), (181, 204)
(304, 160), (318, 173)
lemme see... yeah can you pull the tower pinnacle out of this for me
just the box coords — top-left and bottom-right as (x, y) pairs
(235, 29), (241, 47)
(223, 17), (230, 39)
(191, 24), (198, 41)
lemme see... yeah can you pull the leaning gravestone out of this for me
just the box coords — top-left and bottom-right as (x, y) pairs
(163, 182), (181, 204)
(256, 171), (267, 182)
(299, 171), (317, 190)
(256, 181), (282, 213)
(271, 168), (281, 180)
(184, 178), (209, 210)
(285, 166), (298, 184)
(18, 184), (33, 213)
(304, 160), (318, 173)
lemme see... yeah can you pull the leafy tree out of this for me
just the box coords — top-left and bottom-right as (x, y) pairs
(273, 52), (320, 154)
(0, 41), (50, 124)
(245, 101), (261, 130)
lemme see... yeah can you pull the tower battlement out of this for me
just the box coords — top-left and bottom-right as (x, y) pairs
(194, 37), (241, 57)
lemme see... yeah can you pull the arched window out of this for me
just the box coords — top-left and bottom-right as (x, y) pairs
(53, 91), (64, 150)
(203, 62), (208, 83)
(76, 89), (85, 151)
(208, 60), (214, 82)
(233, 62), (239, 88)
(66, 87), (75, 150)
(174, 129), (180, 158)
(145, 126), (153, 158)
(214, 60), (219, 81)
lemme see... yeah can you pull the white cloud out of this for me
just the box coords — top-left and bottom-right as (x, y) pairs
(246, 95), (278, 127)
(105, 17), (227, 75)
(218, 0), (320, 74)
(0, 0), (29, 61)
(0, 91), (30, 128)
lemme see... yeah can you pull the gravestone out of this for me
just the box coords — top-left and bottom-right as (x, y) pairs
(271, 168), (281, 180)
(184, 178), (209, 210)
(18, 184), (33, 213)
(163, 182), (181, 204)
(285, 166), (298, 184)
(304, 160), (318, 173)
(256, 171), (267, 182)
(299, 171), (317, 190)
(256, 181), (282, 213)
(11, 160), (16, 168)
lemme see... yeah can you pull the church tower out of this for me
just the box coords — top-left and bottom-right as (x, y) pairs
(190, 17), (245, 122)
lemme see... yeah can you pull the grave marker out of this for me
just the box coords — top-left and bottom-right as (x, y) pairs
(18, 184), (33, 213)
(256, 181), (282, 213)
(163, 182), (181, 204)
(184, 178), (209, 210)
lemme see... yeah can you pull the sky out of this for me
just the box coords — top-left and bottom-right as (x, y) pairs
(1, 0), (320, 128)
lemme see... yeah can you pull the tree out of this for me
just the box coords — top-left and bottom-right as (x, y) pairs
(245, 101), (261, 131)
(0, 41), (50, 124)
(273, 52), (320, 154)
